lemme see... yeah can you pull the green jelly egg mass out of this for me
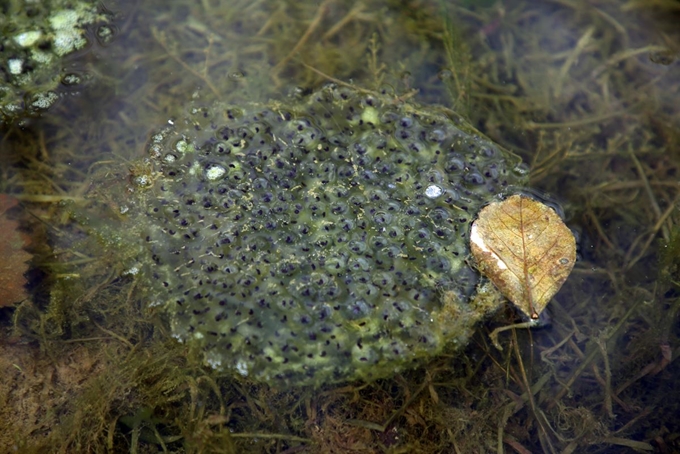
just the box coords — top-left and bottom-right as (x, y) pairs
(133, 85), (526, 387)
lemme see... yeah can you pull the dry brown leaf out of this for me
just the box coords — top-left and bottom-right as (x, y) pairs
(470, 194), (576, 319)
(0, 194), (32, 307)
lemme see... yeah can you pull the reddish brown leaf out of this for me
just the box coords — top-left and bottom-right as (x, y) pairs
(0, 195), (32, 307)
(470, 194), (576, 319)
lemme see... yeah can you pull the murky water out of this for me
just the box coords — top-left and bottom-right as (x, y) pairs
(1, 0), (679, 452)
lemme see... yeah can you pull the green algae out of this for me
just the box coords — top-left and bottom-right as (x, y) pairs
(0, 0), (115, 124)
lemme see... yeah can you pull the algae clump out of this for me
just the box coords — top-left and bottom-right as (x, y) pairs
(86, 85), (527, 387)
(0, 0), (114, 123)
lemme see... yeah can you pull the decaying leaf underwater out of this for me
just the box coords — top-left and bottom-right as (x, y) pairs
(470, 194), (576, 320)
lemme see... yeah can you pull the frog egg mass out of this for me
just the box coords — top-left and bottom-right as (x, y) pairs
(125, 85), (526, 387)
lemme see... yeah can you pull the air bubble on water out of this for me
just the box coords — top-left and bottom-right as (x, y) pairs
(206, 164), (226, 181)
(175, 139), (192, 153)
(236, 360), (249, 376)
(425, 185), (443, 198)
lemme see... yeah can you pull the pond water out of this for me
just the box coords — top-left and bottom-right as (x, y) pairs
(1, 0), (679, 452)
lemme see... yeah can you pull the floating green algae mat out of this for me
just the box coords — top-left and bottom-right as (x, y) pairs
(0, 0), (115, 124)
(76, 84), (527, 387)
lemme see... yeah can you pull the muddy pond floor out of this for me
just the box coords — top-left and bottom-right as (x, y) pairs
(1, 0), (680, 453)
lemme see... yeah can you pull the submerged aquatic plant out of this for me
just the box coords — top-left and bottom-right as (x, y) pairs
(4, 0), (679, 452)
